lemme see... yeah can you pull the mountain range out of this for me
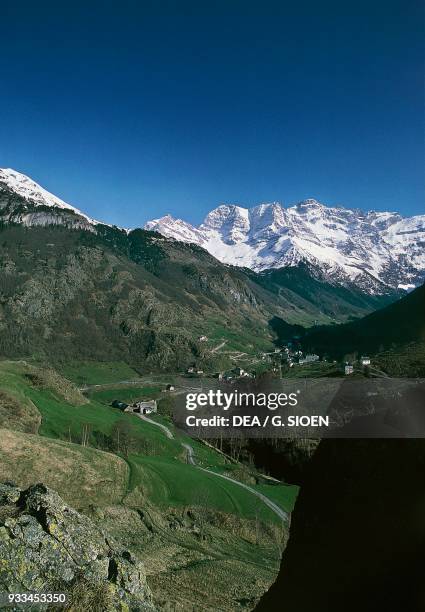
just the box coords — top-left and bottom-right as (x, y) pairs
(0, 167), (404, 368)
(145, 201), (425, 294)
(1, 168), (424, 297)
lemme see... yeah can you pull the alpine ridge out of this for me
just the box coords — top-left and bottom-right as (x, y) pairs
(145, 201), (425, 294)
(1, 169), (423, 295)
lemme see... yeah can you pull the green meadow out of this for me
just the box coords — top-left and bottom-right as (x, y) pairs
(0, 360), (298, 525)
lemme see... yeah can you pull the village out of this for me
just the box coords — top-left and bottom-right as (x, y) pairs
(186, 335), (373, 381)
(109, 340), (374, 415)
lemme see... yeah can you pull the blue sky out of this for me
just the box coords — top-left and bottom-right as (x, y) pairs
(0, 0), (423, 227)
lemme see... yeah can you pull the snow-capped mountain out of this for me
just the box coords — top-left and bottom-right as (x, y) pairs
(0, 168), (98, 229)
(145, 200), (425, 292)
(1, 168), (423, 295)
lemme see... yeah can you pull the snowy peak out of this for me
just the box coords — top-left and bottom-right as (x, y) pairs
(145, 214), (204, 243)
(202, 204), (248, 229)
(144, 200), (425, 293)
(0, 168), (96, 225)
(201, 204), (250, 244)
(293, 198), (324, 210)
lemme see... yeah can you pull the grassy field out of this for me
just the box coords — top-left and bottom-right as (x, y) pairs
(0, 428), (128, 508)
(126, 455), (294, 524)
(255, 482), (299, 511)
(129, 456), (260, 515)
(60, 360), (141, 385)
(0, 360), (297, 523)
(129, 413), (299, 520)
(30, 387), (184, 458)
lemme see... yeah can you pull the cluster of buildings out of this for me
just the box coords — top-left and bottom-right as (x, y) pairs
(217, 367), (254, 381)
(187, 366), (204, 375)
(291, 352), (320, 367)
(184, 338), (373, 381)
(344, 356), (371, 375)
(266, 346), (320, 368)
(111, 399), (158, 415)
(264, 344), (372, 376)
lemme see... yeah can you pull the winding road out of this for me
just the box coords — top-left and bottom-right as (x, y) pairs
(139, 414), (288, 522)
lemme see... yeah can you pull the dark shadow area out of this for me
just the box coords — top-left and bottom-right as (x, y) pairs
(256, 439), (425, 611)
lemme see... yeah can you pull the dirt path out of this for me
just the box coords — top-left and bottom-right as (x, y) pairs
(139, 414), (288, 522)
(210, 340), (227, 353)
(139, 414), (173, 439)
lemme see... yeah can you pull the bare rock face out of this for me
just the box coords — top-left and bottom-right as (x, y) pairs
(0, 483), (155, 611)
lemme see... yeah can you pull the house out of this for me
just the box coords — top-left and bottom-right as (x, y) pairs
(233, 367), (249, 377)
(187, 366), (195, 373)
(361, 356), (371, 366)
(165, 384), (175, 391)
(196, 369), (204, 375)
(198, 335), (208, 342)
(111, 400), (129, 411)
(223, 367), (250, 380)
(298, 354), (320, 365)
(127, 399), (158, 415)
(345, 364), (354, 375)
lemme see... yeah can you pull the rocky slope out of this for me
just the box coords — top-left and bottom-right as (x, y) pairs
(0, 482), (155, 611)
(146, 201), (425, 293)
(0, 224), (395, 369)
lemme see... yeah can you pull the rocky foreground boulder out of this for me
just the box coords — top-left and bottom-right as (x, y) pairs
(0, 482), (155, 611)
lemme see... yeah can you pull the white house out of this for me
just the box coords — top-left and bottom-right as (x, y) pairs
(361, 356), (371, 366)
(127, 400), (158, 415)
(345, 364), (354, 375)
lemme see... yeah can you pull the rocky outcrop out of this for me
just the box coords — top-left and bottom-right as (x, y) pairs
(0, 483), (155, 611)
